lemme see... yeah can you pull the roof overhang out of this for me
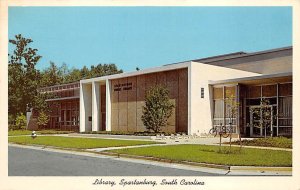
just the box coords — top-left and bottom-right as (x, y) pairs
(80, 61), (190, 84)
(209, 72), (292, 86)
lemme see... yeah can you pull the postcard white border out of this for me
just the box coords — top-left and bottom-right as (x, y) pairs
(1, 1), (299, 190)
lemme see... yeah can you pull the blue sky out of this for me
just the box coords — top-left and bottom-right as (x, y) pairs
(9, 7), (292, 72)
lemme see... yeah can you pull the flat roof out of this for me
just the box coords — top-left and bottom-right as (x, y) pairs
(80, 61), (190, 84)
(165, 46), (292, 66)
(193, 46), (292, 63)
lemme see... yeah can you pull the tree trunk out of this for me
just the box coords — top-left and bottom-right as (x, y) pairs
(239, 132), (242, 152)
(229, 133), (232, 153)
(264, 123), (267, 138)
(219, 134), (222, 152)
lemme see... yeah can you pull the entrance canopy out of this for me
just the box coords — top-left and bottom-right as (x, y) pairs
(209, 72), (292, 137)
(209, 72), (292, 86)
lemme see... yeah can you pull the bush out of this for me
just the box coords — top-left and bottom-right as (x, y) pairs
(15, 113), (27, 130)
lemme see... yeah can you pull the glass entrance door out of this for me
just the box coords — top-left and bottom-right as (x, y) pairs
(250, 105), (273, 137)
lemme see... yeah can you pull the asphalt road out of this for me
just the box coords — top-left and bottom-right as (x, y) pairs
(9, 146), (219, 176)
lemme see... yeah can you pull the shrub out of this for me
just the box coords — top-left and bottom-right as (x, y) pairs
(15, 113), (27, 130)
(37, 111), (50, 128)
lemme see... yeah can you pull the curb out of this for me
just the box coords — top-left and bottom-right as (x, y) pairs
(230, 166), (292, 172)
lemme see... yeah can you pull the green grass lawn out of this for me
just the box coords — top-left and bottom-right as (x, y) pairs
(109, 144), (292, 167)
(8, 136), (158, 149)
(228, 137), (292, 149)
(8, 130), (74, 136)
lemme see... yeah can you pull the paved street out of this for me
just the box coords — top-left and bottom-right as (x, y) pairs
(9, 146), (219, 176)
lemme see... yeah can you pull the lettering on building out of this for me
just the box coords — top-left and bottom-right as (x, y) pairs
(113, 82), (133, 92)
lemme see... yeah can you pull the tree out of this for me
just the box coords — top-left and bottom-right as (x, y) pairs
(39, 62), (124, 84)
(64, 68), (82, 83)
(15, 113), (27, 130)
(40, 61), (63, 87)
(250, 99), (272, 139)
(80, 66), (90, 79)
(259, 98), (272, 138)
(8, 34), (42, 116)
(141, 85), (174, 133)
(225, 92), (240, 152)
(32, 92), (56, 129)
(32, 92), (56, 113)
(37, 111), (49, 129)
(59, 62), (70, 80)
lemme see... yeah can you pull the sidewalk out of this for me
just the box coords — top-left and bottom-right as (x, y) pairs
(68, 133), (152, 140)
(69, 133), (291, 152)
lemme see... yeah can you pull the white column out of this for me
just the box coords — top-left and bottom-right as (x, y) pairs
(106, 79), (111, 131)
(80, 83), (92, 132)
(79, 82), (86, 132)
(92, 82), (100, 131)
(187, 63), (192, 135)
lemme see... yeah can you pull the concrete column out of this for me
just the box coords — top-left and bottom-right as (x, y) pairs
(79, 82), (85, 132)
(80, 83), (92, 132)
(187, 63), (192, 135)
(106, 79), (111, 131)
(92, 82), (100, 131)
(26, 111), (32, 129)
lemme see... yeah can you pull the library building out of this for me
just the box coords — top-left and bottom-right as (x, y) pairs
(28, 46), (293, 137)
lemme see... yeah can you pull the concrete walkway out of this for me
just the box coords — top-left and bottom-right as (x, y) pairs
(69, 134), (291, 152)
(152, 137), (292, 151)
(68, 133), (152, 140)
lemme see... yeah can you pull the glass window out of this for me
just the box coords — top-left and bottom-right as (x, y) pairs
(262, 85), (277, 97)
(213, 87), (223, 99)
(247, 86), (261, 98)
(246, 98), (261, 106)
(278, 97), (292, 119)
(225, 86), (236, 98)
(279, 83), (292, 96)
(213, 99), (224, 119)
